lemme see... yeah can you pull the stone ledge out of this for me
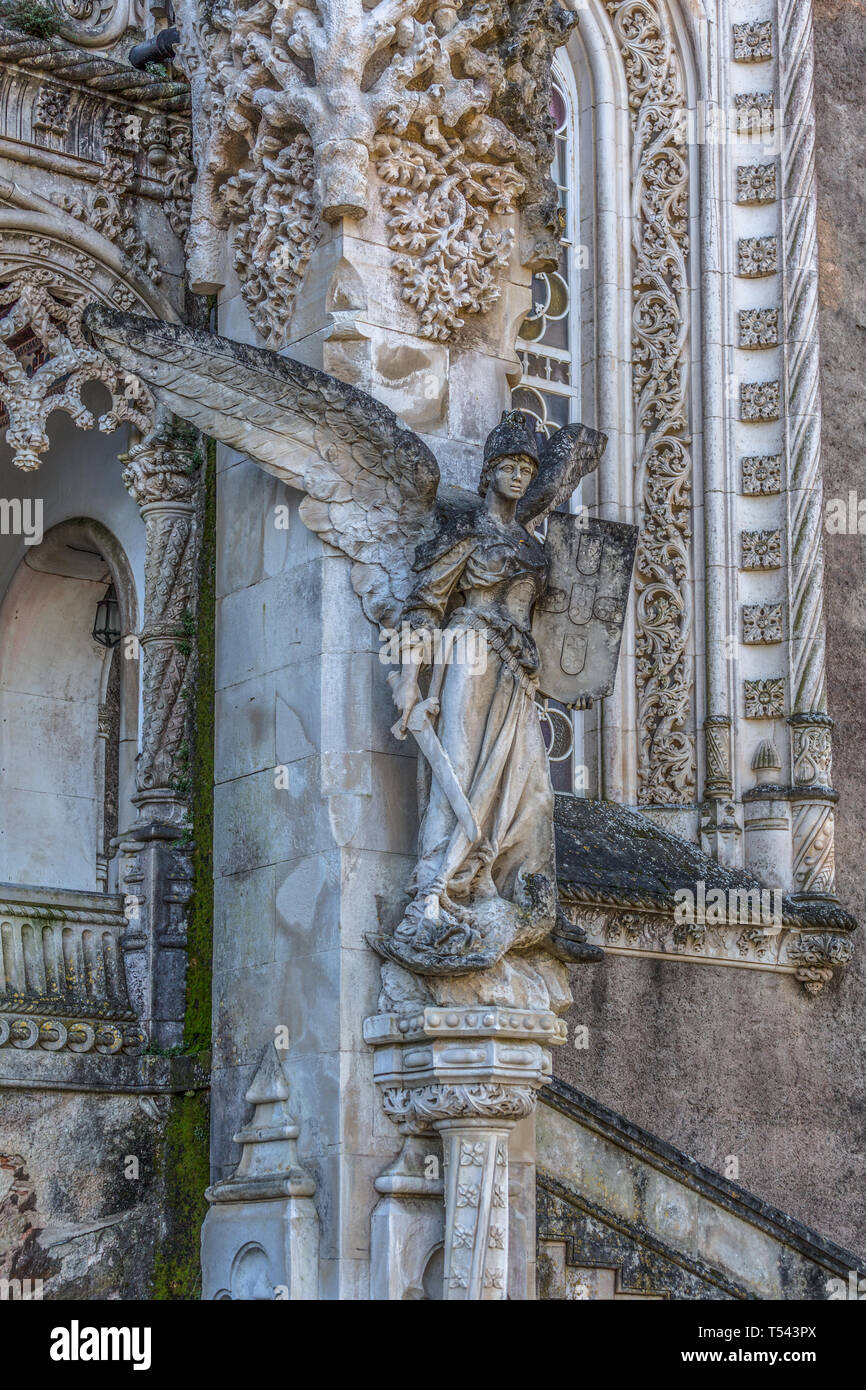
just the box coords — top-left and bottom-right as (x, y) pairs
(0, 1047), (209, 1094)
(554, 794), (857, 986)
(0, 22), (191, 112)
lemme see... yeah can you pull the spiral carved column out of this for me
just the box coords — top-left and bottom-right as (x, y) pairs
(118, 414), (202, 1044)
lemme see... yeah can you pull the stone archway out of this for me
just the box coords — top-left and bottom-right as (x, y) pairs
(0, 519), (137, 891)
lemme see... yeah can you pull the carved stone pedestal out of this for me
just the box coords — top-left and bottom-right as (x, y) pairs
(118, 820), (192, 1048)
(369, 1131), (444, 1301)
(365, 1005), (566, 1300)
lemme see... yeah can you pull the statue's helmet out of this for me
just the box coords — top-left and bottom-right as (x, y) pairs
(482, 410), (541, 469)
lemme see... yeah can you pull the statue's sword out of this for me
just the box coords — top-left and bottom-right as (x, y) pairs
(391, 697), (480, 845)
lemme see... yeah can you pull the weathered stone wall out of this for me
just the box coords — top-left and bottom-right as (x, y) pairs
(0, 1055), (207, 1299)
(556, 4), (866, 1257)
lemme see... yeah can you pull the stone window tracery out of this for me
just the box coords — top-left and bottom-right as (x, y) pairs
(513, 69), (586, 796)
(513, 75), (579, 436)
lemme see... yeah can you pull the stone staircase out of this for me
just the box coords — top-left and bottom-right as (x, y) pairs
(536, 1078), (866, 1300)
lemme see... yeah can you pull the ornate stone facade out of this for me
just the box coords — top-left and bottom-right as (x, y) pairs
(0, 0), (859, 1307)
(605, 0), (695, 807)
(177, 0), (575, 342)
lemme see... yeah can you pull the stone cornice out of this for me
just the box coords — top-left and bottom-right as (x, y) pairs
(0, 21), (191, 112)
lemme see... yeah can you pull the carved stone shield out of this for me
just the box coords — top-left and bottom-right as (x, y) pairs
(533, 513), (638, 705)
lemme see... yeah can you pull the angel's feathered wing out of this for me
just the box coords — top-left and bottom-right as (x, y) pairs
(83, 306), (440, 627)
(518, 422), (607, 527)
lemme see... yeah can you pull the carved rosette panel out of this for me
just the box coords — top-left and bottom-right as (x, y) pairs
(0, 261), (153, 470)
(178, 0), (574, 344)
(122, 418), (200, 808)
(605, 0), (695, 805)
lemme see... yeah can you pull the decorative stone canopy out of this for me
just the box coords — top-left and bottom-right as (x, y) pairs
(554, 795), (856, 992)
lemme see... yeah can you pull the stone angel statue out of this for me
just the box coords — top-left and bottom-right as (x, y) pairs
(84, 307), (608, 979)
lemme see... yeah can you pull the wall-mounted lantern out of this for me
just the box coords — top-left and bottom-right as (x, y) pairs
(92, 583), (121, 649)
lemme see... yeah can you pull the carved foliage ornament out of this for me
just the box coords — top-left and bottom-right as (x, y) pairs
(0, 269), (153, 470)
(744, 677), (785, 720)
(732, 21), (773, 62)
(738, 236), (778, 278)
(742, 454), (781, 495)
(605, 0), (694, 804)
(382, 1083), (537, 1124)
(375, 134), (525, 341)
(222, 134), (320, 348)
(181, 0), (574, 345)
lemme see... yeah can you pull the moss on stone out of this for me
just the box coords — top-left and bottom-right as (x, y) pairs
(184, 434), (215, 1053)
(0, 2), (61, 38)
(151, 1087), (210, 1300)
(151, 432), (216, 1299)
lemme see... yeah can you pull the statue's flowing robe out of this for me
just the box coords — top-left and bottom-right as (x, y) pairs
(402, 514), (556, 940)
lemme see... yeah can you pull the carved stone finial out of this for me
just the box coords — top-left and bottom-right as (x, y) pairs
(201, 1043), (320, 1300)
(752, 739), (782, 784)
(212, 1043), (316, 1197)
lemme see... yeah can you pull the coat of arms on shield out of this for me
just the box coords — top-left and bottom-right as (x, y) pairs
(533, 513), (638, 705)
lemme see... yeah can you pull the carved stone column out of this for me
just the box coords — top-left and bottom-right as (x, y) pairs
(785, 714), (846, 994)
(788, 714), (836, 899)
(701, 717), (742, 868)
(365, 1006), (566, 1300)
(778, 0), (838, 929)
(118, 413), (201, 1045)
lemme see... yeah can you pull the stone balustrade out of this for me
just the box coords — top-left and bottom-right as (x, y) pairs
(0, 884), (144, 1054)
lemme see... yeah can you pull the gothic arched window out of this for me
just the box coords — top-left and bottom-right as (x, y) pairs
(514, 68), (589, 796)
(512, 71), (580, 435)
